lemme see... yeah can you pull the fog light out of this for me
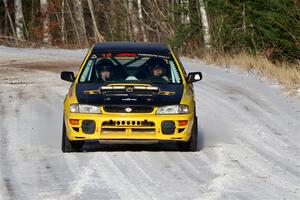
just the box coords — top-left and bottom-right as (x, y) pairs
(82, 120), (96, 134)
(161, 121), (175, 134)
(69, 119), (79, 125)
(178, 120), (188, 126)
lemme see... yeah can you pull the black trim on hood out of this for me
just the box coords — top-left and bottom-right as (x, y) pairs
(76, 83), (183, 106)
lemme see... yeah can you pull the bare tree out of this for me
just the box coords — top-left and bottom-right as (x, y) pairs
(87, 0), (104, 42)
(128, 0), (139, 41)
(14, 0), (25, 40)
(73, 0), (88, 45)
(198, 0), (211, 48)
(171, 0), (175, 21)
(180, 0), (190, 24)
(123, 0), (132, 40)
(137, 0), (147, 42)
(242, 3), (246, 34)
(61, 0), (66, 44)
(3, 0), (17, 41)
(41, 0), (50, 44)
(66, 0), (81, 44)
(107, 0), (117, 40)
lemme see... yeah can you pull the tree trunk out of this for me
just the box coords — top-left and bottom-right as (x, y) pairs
(73, 0), (88, 46)
(4, 10), (7, 35)
(108, 0), (116, 40)
(66, 0), (81, 45)
(128, 0), (139, 41)
(137, 0), (147, 42)
(198, 0), (211, 48)
(14, 0), (25, 40)
(40, 0), (50, 44)
(185, 0), (190, 24)
(180, 0), (190, 24)
(61, 0), (66, 44)
(123, 0), (132, 40)
(3, 0), (17, 41)
(87, 0), (104, 42)
(171, 0), (175, 21)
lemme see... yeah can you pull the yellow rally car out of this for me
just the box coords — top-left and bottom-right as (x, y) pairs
(61, 42), (202, 152)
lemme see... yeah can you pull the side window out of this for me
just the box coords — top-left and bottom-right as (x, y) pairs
(169, 61), (181, 83)
(173, 53), (187, 78)
(79, 59), (94, 82)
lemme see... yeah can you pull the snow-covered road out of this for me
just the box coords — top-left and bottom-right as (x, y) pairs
(0, 47), (299, 200)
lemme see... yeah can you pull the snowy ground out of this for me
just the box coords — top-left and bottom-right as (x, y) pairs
(0, 46), (299, 200)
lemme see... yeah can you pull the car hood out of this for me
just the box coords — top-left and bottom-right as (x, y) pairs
(76, 83), (184, 106)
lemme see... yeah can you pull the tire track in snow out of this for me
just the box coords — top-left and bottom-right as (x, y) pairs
(191, 62), (300, 199)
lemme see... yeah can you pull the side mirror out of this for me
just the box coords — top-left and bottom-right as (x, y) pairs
(61, 71), (75, 82)
(187, 72), (202, 83)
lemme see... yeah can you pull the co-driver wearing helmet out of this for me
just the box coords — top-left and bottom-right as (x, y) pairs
(150, 64), (169, 82)
(98, 65), (113, 81)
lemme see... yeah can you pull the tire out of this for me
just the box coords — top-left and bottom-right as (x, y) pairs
(177, 116), (198, 152)
(61, 120), (84, 153)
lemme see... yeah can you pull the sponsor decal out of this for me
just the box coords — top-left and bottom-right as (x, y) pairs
(138, 53), (169, 59)
(122, 98), (137, 102)
(83, 89), (101, 94)
(158, 91), (176, 95)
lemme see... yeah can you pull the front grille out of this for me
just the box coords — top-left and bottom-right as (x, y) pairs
(102, 120), (155, 127)
(101, 120), (156, 134)
(103, 105), (154, 113)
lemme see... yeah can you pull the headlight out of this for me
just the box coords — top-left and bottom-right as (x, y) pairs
(156, 105), (190, 114)
(69, 104), (101, 114)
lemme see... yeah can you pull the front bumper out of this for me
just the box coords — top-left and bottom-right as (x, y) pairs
(64, 111), (195, 142)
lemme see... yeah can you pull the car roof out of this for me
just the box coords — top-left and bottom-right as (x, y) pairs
(92, 42), (170, 54)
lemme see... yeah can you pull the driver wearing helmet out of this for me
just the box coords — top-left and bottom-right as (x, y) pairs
(149, 58), (169, 82)
(95, 59), (114, 81)
(99, 65), (113, 81)
(151, 64), (169, 81)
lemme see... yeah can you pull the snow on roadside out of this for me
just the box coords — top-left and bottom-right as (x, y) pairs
(0, 45), (87, 58)
(182, 56), (300, 98)
(0, 46), (87, 65)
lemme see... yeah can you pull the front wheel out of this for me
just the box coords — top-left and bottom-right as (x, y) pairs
(177, 116), (198, 151)
(61, 120), (84, 153)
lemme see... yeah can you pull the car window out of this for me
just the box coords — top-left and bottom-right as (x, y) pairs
(79, 59), (93, 82)
(78, 51), (182, 84)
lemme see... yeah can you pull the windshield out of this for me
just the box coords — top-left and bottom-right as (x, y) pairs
(79, 51), (182, 84)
